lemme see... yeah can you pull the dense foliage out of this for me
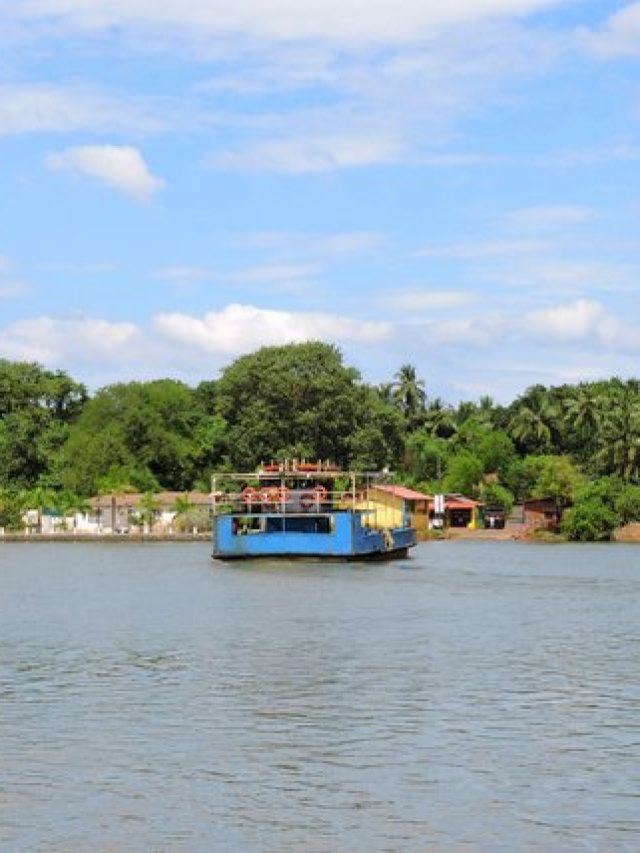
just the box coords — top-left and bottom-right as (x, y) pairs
(3, 345), (640, 538)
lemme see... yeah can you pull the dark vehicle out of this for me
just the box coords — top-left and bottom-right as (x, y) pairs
(484, 505), (506, 529)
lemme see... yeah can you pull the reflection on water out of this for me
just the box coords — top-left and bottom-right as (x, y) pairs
(1, 542), (639, 850)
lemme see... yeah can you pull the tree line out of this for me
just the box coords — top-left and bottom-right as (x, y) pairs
(2, 342), (640, 540)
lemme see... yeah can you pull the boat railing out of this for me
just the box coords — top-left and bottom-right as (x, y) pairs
(212, 487), (359, 516)
(213, 486), (408, 534)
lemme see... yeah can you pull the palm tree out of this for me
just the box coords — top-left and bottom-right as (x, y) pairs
(564, 385), (601, 433)
(477, 395), (497, 426)
(563, 385), (603, 461)
(171, 493), (193, 533)
(424, 402), (458, 440)
(54, 491), (92, 532)
(595, 390), (640, 482)
(376, 383), (395, 405)
(136, 492), (160, 534)
(508, 386), (559, 453)
(392, 364), (426, 424)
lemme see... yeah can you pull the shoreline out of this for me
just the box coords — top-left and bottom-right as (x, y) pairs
(3, 523), (639, 544)
(0, 532), (211, 543)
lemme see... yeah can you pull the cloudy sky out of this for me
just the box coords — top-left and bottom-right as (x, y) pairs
(1, 1), (639, 400)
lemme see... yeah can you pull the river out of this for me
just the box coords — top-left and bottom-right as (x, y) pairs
(1, 541), (639, 851)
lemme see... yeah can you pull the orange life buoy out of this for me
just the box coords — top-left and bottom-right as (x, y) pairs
(261, 487), (280, 504)
(300, 492), (316, 510)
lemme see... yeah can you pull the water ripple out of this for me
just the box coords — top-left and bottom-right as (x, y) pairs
(1, 541), (639, 850)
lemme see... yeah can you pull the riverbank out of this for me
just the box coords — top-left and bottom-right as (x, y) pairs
(3, 525), (639, 544)
(0, 532), (211, 543)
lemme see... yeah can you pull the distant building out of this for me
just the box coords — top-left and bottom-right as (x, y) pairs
(87, 491), (213, 534)
(352, 484), (431, 530)
(523, 498), (562, 531)
(352, 486), (482, 532)
(434, 495), (482, 529)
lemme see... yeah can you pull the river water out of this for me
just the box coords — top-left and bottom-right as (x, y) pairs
(0, 541), (639, 851)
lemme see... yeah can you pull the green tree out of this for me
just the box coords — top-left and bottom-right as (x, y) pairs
(136, 492), (160, 533)
(392, 364), (426, 427)
(404, 430), (448, 486)
(562, 477), (622, 541)
(443, 451), (484, 497)
(480, 482), (515, 514)
(614, 485), (640, 525)
(0, 361), (86, 489)
(171, 492), (194, 532)
(595, 387), (640, 482)
(56, 379), (219, 494)
(424, 398), (458, 439)
(21, 485), (57, 533)
(216, 342), (402, 469)
(508, 385), (560, 454)
(0, 488), (23, 530)
(563, 498), (618, 541)
(526, 455), (582, 510)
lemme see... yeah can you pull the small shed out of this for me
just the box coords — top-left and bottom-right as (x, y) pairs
(442, 495), (482, 529)
(523, 498), (562, 531)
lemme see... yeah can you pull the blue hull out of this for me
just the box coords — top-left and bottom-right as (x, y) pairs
(212, 511), (417, 561)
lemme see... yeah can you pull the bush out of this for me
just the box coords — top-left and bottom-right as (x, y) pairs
(0, 490), (23, 531)
(443, 451), (484, 497)
(615, 485), (640, 525)
(563, 498), (618, 541)
(480, 482), (515, 514)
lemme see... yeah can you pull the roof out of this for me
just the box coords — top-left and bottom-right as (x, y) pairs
(523, 497), (558, 508)
(90, 491), (213, 509)
(373, 484), (432, 501)
(445, 494), (482, 509)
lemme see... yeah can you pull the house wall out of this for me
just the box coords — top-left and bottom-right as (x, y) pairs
(524, 503), (559, 530)
(353, 491), (405, 529)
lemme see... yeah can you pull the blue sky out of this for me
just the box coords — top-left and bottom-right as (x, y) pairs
(1, 0), (639, 400)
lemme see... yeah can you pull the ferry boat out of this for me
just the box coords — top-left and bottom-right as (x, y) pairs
(211, 461), (417, 561)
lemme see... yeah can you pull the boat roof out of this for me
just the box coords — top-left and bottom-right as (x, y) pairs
(214, 468), (391, 481)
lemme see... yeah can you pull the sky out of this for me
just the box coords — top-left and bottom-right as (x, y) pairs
(1, 0), (639, 401)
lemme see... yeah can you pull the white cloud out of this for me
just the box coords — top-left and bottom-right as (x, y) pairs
(492, 260), (637, 293)
(580, 3), (640, 59)
(0, 316), (142, 364)
(0, 255), (30, 300)
(203, 18), (560, 173)
(2, 299), (640, 395)
(46, 145), (164, 201)
(212, 132), (401, 173)
(417, 238), (552, 259)
(380, 289), (478, 312)
(523, 298), (605, 342)
(153, 304), (392, 355)
(231, 263), (317, 284)
(0, 84), (164, 136)
(522, 298), (640, 350)
(0, 281), (30, 300)
(232, 231), (383, 255)
(423, 316), (505, 347)
(504, 205), (598, 231)
(9, 1), (565, 45)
